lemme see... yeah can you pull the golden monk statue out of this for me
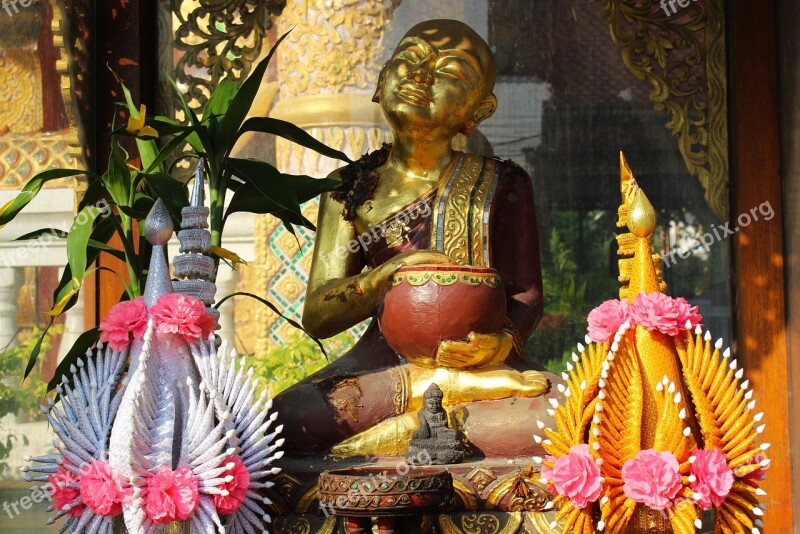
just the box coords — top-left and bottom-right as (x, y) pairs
(274, 20), (551, 456)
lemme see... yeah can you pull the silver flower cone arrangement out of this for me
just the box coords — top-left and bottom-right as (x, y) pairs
(23, 199), (283, 533)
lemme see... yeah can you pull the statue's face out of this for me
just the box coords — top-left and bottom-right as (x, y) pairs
(425, 394), (443, 411)
(376, 20), (496, 137)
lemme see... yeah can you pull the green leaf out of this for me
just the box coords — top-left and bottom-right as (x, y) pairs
(87, 239), (126, 261)
(228, 158), (340, 206)
(206, 77), (239, 119)
(142, 173), (189, 222)
(67, 205), (104, 283)
(103, 138), (133, 207)
(0, 168), (90, 228)
(236, 117), (352, 164)
(144, 130), (192, 174)
(78, 178), (109, 212)
(215, 291), (327, 359)
(24, 320), (52, 379)
(13, 228), (68, 241)
(46, 328), (100, 391)
(117, 205), (150, 220)
(144, 116), (195, 137)
(216, 30), (292, 160)
(227, 158), (300, 212)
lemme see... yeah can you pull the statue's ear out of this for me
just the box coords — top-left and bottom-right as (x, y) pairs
(372, 64), (388, 103)
(472, 93), (498, 127)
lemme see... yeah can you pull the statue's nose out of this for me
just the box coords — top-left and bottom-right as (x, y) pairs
(408, 55), (435, 86)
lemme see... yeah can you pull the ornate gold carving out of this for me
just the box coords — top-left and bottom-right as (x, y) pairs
(485, 470), (551, 513)
(0, 50), (43, 133)
(295, 484), (320, 514)
(433, 154), (498, 267)
(0, 134), (77, 189)
(52, 0), (88, 166)
(465, 467), (497, 493)
(170, 0), (286, 109)
(272, 472), (305, 514)
(389, 365), (408, 415)
(524, 511), (561, 533)
(438, 511), (522, 534)
(596, 0), (729, 220)
(274, 516), (313, 534)
(452, 479), (480, 511)
(276, 0), (394, 97)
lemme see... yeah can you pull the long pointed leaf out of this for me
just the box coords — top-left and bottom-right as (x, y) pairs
(236, 117), (352, 164)
(104, 138), (133, 207)
(215, 291), (327, 359)
(144, 130), (192, 174)
(216, 30), (292, 160)
(46, 328), (100, 391)
(0, 169), (90, 228)
(206, 77), (239, 119)
(67, 205), (104, 282)
(13, 228), (68, 241)
(24, 320), (53, 379)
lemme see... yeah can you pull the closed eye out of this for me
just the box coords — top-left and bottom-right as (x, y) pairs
(436, 63), (468, 82)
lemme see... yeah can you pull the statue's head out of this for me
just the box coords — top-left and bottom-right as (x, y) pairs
(374, 19), (498, 139)
(423, 383), (445, 411)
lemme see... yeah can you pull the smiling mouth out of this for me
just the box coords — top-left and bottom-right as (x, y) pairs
(397, 86), (432, 106)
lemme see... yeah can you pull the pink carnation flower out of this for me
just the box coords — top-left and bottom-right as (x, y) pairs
(99, 297), (148, 351)
(689, 449), (733, 509)
(214, 455), (251, 515)
(79, 461), (131, 517)
(143, 466), (200, 523)
(674, 297), (703, 330)
(547, 444), (604, 509)
(587, 299), (630, 343)
(151, 294), (216, 343)
(629, 292), (683, 337)
(622, 449), (683, 510)
(49, 464), (84, 518)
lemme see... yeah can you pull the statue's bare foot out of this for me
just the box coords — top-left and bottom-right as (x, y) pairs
(407, 365), (551, 410)
(518, 370), (550, 398)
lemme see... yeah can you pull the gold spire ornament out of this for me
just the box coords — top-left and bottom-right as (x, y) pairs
(535, 154), (767, 534)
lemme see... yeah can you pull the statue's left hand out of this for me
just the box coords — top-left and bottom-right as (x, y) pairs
(435, 331), (513, 369)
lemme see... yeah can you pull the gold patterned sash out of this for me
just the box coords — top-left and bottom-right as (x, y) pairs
(431, 153), (500, 267)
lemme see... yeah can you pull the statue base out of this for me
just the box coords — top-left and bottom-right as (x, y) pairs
(267, 455), (559, 534)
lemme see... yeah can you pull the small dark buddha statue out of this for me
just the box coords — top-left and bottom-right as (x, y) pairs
(407, 384), (464, 465)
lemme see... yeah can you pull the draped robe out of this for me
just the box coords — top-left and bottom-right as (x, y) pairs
(273, 152), (544, 454)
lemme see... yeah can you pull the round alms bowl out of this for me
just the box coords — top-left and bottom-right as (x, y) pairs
(377, 264), (506, 367)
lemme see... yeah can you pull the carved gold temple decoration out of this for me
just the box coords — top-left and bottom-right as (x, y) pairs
(438, 511), (523, 534)
(0, 135), (77, 189)
(0, 50), (43, 133)
(596, 0), (729, 220)
(0, 0), (85, 192)
(53, 0), (90, 166)
(170, 0), (286, 109)
(253, 0), (396, 355)
(275, 0), (394, 97)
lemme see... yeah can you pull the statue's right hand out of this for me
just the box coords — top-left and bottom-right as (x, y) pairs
(391, 250), (454, 269)
(369, 250), (454, 290)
